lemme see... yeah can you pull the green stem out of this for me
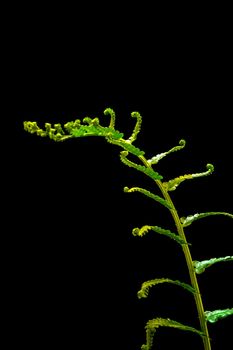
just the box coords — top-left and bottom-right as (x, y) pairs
(139, 155), (211, 350)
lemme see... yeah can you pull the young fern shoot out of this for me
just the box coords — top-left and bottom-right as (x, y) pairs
(24, 108), (233, 350)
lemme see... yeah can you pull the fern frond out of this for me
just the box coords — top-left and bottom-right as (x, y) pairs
(132, 225), (188, 245)
(163, 163), (214, 191)
(181, 211), (233, 227)
(193, 256), (233, 274)
(127, 111), (142, 143)
(137, 278), (196, 299)
(141, 318), (205, 350)
(103, 107), (116, 129)
(120, 151), (163, 180)
(148, 139), (186, 165)
(123, 186), (173, 209)
(205, 308), (233, 323)
(106, 137), (145, 156)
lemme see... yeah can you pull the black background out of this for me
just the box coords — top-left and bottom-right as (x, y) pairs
(5, 4), (233, 350)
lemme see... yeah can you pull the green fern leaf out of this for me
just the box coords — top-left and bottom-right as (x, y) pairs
(132, 225), (188, 245)
(137, 278), (196, 299)
(120, 151), (163, 180)
(181, 211), (233, 227)
(205, 308), (233, 323)
(123, 186), (173, 209)
(106, 138), (145, 156)
(193, 256), (233, 274)
(163, 164), (214, 191)
(148, 139), (186, 165)
(141, 318), (205, 350)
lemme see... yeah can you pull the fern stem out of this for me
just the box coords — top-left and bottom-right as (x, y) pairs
(139, 155), (211, 350)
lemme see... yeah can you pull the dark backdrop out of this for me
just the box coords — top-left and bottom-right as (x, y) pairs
(6, 6), (232, 350)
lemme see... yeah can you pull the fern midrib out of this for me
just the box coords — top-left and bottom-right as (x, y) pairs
(139, 155), (211, 350)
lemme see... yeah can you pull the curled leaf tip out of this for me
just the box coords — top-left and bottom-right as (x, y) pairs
(24, 121), (38, 133)
(132, 228), (140, 236)
(104, 107), (114, 114)
(103, 107), (116, 128)
(207, 163), (214, 172)
(179, 139), (186, 146)
(127, 111), (142, 143)
(82, 117), (92, 124)
(121, 150), (129, 156)
(92, 117), (100, 125)
(131, 111), (141, 118)
(123, 186), (130, 192)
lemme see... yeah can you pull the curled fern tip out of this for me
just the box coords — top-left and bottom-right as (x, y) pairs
(123, 186), (130, 192)
(207, 163), (214, 172)
(103, 107), (116, 129)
